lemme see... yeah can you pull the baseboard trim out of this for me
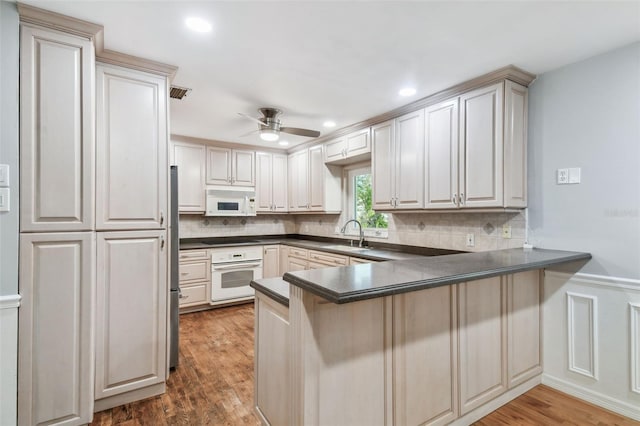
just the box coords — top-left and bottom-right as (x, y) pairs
(542, 374), (640, 421)
(0, 294), (21, 309)
(449, 375), (541, 426)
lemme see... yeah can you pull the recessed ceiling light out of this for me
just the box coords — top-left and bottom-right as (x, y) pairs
(185, 17), (212, 33)
(323, 121), (336, 128)
(398, 87), (417, 97)
(278, 141), (290, 146)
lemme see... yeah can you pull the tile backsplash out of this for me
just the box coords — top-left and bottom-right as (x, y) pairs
(181, 211), (526, 252)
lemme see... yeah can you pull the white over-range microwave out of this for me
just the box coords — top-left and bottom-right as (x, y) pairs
(205, 186), (257, 216)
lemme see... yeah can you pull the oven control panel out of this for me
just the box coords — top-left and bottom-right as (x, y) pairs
(210, 245), (263, 264)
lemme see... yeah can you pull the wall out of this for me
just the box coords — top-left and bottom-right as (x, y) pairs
(179, 214), (296, 239)
(0, 2), (20, 425)
(528, 42), (640, 420)
(296, 211), (526, 252)
(528, 42), (640, 280)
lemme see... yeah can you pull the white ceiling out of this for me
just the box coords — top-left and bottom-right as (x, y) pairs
(23, 1), (640, 150)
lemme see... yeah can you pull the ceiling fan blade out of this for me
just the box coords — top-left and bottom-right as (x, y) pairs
(237, 112), (267, 126)
(280, 127), (321, 138)
(238, 129), (260, 138)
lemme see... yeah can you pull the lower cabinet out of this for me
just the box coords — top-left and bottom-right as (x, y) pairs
(95, 230), (167, 407)
(178, 249), (210, 309)
(262, 245), (280, 278)
(18, 232), (96, 426)
(254, 291), (290, 426)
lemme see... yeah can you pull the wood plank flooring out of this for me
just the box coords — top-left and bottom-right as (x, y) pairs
(91, 303), (638, 426)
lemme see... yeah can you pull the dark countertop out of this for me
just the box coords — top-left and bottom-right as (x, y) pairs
(180, 235), (459, 261)
(251, 277), (289, 307)
(282, 248), (591, 304)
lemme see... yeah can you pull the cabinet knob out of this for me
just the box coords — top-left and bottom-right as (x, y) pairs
(160, 211), (164, 225)
(179, 294), (189, 299)
(452, 194), (457, 205)
(160, 237), (165, 250)
(460, 193), (465, 205)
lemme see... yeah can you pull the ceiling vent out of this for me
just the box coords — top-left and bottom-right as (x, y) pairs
(170, 85), (192, 100)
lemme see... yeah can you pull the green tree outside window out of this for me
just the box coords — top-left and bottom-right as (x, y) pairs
(354, 174), (388, 228)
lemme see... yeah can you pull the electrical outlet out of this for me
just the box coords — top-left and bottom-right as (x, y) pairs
(334, 226), (341, 234)
(557, 168), (569, 184)
(466, 233), (475, 247)
(502, 224), (512, 239)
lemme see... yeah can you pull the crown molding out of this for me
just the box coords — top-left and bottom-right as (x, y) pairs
(289, 64), (536, 153)
(18, 3), (103, 40)
(171, 134), (286, 155)
(97, 49), (178, 80)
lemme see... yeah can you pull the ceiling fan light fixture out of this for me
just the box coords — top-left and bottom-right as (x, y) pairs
(260, 129), (279, 142)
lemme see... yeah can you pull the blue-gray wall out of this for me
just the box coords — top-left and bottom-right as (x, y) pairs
(0, 1), (20, 296)
(528, 42), (640, 280)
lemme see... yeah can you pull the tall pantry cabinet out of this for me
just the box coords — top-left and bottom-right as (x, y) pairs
(17, 5), (173, 425)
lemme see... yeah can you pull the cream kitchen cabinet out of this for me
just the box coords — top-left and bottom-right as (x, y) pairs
(372, 110), (425, 210)
(287, 247), (309, 271)
(256, 152), (288, 212)
(171, 141), (206, 213)
(458, 276), (507, 415)
(262, 245), (281, 278)
(206, 147), (255, 187)
(324, 127), (371, 165)
(308, 250), (348, 267)
(95, 230), (167, 410)
(18, 232), (96, 426)
(178, 249), (210, 309)
(288, 146), (341, 213)
(425, 81), (528, 209)
(20, 24), (95, 232)
(393, 285), (458, 426)
(96, 63), (168, 230)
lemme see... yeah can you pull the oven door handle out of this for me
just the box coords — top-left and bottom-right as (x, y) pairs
(212, 262), (262, 271)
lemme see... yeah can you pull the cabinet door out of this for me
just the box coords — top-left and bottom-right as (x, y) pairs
(206, 146), (232, 185)
(459, 83), (504, 208)
(425, 100), (459, 209)
(256, 152), (273, 212)
(279, 246), (290, 274)
(458, 277), (507, 415)
(345, 128), (370, 157)
(372, 120), (395, 210)
(20, 25), (95, 232)
(272, 154), (288, 212)
(96, 64), (168, 230)
(263, 245), (280, 278)
(171, 142), (205, 212)
(287, 154), (298, 211)
(19, 232), (95, 426)
(324, 137), (346, 162)
(233, 149), (255, 186)
(255, 292), (290, 426)
(308, 146), (325, 211)
(394, 286), (457, 426)
(395, 110), (425, 209)
(287, 257), (308, 271)
(294, 150), (309, 210)
(95, 230), (167, 399)
(507, 270), (541, 387)
(504, 81), (528, 208)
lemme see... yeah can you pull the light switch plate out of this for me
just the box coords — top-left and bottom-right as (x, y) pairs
(466, 233), (475, 247)
(569, 167), (581, 184)
(0, 188), (9, 212)
(0, 164), (9, 187)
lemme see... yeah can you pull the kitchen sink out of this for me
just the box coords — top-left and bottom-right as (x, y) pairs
(322, 245), (371, 252)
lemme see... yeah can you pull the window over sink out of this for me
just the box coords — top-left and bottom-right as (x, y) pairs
(345, 165), (389, 238)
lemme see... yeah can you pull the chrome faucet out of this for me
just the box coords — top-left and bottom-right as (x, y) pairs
(340, 219), (365, 248)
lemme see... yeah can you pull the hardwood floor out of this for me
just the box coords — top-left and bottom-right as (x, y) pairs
(91, 304), (638, 426)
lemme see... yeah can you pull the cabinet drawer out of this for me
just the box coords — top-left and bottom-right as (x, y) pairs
(179, 284), (208, 307)
(179, 250), (208, 261)
(288, 247), (309, 259)
(308, 250), (348, 266)
(179, 260), (210, 283)
(308, 261), (327, 270)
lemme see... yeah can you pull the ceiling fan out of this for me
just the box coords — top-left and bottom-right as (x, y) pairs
(238, 108), (321, 142)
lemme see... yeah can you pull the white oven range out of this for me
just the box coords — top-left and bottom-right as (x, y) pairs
(210, 245), (262, 304)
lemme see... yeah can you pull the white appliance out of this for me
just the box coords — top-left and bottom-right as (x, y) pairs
(211, 245), (262, 303)
(205, 186), (256, 216)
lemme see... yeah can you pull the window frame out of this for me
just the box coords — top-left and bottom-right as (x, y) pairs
(343, 163), (389, 238)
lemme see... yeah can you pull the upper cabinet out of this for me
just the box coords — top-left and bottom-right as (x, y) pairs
(424, 81), (528, 210)
(288, 146), (341, 213)
(372, 110), (425, 210)
(20, 25), (95, 232)
(171, 141), (206, 213)
(324, 128), (371, 165)
(96, 63), (168, 230)
(256, 152), (288, 213)
(206, 147), (255, 187)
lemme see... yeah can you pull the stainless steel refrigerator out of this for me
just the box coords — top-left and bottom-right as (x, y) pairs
(169, 165), (179, 369)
